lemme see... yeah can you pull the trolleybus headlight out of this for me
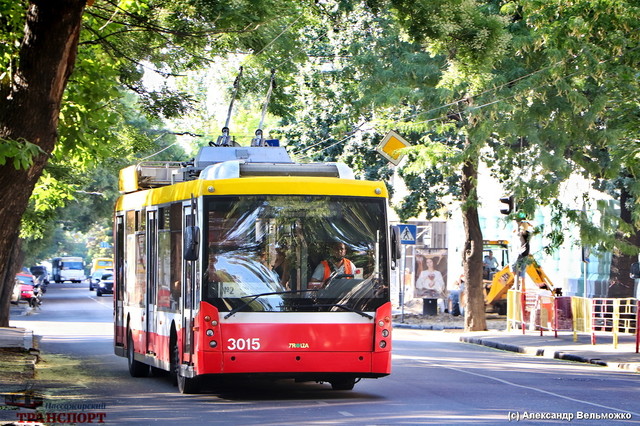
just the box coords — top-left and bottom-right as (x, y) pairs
(378, 320), (385, 327)
(382, 329), (389, 337)
(204, 315), (211, 322)
(206, 329), (214, 337)
(209, 340), (218, 348)
(379, 340), (387, 348)
(210, 320), (218, 326)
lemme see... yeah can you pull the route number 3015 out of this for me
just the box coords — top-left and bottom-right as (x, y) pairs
(227, 337), (261, 351)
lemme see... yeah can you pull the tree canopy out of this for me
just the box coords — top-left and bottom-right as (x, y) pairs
(1, 0), (639, 327)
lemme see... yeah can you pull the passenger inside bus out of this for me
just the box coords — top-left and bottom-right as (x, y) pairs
(308, 241), (356, 290)
(270, 244), (290, 289)
(258, 242), (289, 288)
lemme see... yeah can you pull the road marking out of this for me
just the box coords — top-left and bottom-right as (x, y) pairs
(338, 411), (354, 417)
(396, 354), (640, 417)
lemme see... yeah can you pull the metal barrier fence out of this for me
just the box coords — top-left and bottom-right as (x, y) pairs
(571, 297), (637, 348)
(506, 290), (638, 351)
(506, 290), (572, 336)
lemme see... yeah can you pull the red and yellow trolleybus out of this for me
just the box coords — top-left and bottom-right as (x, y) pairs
(113, 144), (399, 393)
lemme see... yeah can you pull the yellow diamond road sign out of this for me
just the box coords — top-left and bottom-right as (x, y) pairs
(376, 130), (410, 166)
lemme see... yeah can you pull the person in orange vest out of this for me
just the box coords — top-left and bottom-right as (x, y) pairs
(308, 242), (356, 289)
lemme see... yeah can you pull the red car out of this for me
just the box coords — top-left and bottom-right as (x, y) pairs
(14, 272), (39, 307)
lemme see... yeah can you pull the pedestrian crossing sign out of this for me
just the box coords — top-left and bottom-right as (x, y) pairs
(398, 224), (417, 245)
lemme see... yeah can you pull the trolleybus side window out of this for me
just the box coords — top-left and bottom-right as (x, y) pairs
(124, 210), (137, 307)
(147, 210), (157, 309)
(135, 210), (146, 307)
(115, 216), (124, 299)
(169, 203), (182, 309)
(157, 208), (173, 310)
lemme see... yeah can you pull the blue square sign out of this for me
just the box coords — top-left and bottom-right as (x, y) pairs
(398, 224), (417, 245)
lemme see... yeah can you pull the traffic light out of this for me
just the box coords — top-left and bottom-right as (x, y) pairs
(499, 196), (514, 215)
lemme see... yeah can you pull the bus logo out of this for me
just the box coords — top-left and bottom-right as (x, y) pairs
(289, 343), (310, 349)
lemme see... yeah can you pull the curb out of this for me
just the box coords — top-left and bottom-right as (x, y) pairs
(393, 322), (463, 331)
(460, 336), (534, 355)
(459, 335), (640, 373)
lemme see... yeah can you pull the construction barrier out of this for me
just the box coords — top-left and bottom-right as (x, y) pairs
(553, 296), (574, 337)
(506, 290), (572, 336)
(584, 297), (636, 348)
(506, 289), (522, 332)
(506, 291), (638, 350)
(507, 290), (556, 334)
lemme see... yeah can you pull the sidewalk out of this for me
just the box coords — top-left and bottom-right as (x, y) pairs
(0, 326), (40, 393)
(0, 327), (37, 351)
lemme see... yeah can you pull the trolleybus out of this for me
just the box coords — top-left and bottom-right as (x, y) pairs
(113, 143), (400, 393)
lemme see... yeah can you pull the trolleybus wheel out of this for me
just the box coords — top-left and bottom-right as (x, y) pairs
(150, 366), (166, 377)
(127, 330), (149, 377)
(169, 332), (178, 386)
(177, 371), (200, 394)
(171, 340), (200, 394)
(330, 377), (356, 390)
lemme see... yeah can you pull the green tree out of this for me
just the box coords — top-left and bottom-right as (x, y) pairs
(347, 0), (511, 330)
(0, 0), (308, 326)
(353, 0), (640, 323)
(486, 1), (640, 297)
(0, 0), (86, 326)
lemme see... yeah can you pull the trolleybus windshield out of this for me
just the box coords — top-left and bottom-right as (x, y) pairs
(204, 195), (389, 313)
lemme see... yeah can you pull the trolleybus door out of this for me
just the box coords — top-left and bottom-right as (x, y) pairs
(146, 209), (158, 355)
(181, 205), (196, 363)
(114, 215), (125, 348)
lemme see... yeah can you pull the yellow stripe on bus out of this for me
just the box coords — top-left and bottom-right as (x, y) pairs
(115, 177), (388, 211)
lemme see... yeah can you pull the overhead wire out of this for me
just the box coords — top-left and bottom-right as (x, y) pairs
(299, 46), (635, 159)
(179, 6), (640, 160)
(287, 56), (565, 160)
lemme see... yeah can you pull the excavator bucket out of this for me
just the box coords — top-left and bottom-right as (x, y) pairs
(485, 266), (515, 304)
(525, 261), (555, 290)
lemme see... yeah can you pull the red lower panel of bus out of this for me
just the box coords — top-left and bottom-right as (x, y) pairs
(117, 302), (393, 378)
(197, 351), (376, 374)
(217, 322), (375, 351)
(120, 326), (391, 376)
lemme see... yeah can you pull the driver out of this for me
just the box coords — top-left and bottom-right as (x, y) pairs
(308, 242), (356, 289)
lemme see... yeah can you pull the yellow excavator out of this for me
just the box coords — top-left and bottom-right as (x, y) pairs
(483, 240), (555, 315)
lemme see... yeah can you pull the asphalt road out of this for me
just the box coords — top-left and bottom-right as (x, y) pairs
(7, 283), (640, 425)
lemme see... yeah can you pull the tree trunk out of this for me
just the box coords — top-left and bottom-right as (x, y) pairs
(0, 0), (85, 327)
(460, 154), (486, 331)
(607, 183), (640, 298)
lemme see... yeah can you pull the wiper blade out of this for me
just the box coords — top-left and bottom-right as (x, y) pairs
(224, 289), (317, 319)
(314, 304), (373, 319)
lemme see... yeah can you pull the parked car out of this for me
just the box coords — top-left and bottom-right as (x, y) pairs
(89, 269), (112, 291)
(10, 278), (21, 304)
(16, 272), (35, 287)
(14, 272), (40, 307)
(95, 272), (114, 297)
(30, 265), (49, 285)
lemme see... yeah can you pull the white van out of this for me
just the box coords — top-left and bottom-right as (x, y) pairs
(51, 257), (86, 283)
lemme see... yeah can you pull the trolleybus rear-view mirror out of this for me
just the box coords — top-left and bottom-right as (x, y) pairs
(390, 225), (402, 267)
(184, 226), (200, 261)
